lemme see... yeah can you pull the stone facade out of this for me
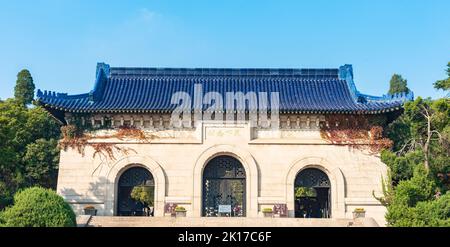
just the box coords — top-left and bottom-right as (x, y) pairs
(57, 114), (388, 226)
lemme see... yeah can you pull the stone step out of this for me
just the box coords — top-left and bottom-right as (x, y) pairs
(85, 216), (378, 227)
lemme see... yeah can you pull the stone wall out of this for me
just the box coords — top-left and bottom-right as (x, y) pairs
(57, 120), (388, 226)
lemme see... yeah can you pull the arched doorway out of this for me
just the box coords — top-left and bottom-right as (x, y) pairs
(202, 156), (246, 217)
(117, 166), (154, 216)
(294, 168), (331, 218)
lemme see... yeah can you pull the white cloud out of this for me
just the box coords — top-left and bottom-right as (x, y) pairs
(137, 8), (157, 23)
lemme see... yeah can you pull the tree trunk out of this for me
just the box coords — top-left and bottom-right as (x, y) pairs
(423, 109), (432, 171)
(423, 146), (430, 171)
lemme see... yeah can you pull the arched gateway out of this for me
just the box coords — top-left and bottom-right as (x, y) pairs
(294, 168), (331, 218)
(40, 63), (400, 225)
(202, 156), (246, 217)
(117, 166), (155, 216)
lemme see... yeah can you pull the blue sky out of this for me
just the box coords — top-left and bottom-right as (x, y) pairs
(0, 0), (449, 100)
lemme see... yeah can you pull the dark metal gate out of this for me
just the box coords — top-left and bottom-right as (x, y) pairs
(117, 166), (154, 216)
(202, 156), (246, 217)
(294, 168), (331, 218)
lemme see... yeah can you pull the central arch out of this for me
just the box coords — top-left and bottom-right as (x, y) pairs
(202, 156), (246, 217)
(193, 145), (259, 217)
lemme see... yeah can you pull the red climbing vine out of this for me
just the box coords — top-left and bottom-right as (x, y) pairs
(320, 114), (393, 153)
(60, 125), (154, 161)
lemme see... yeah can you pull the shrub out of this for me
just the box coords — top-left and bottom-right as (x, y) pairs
(0, 211), (4, 226)
(1, 187), (76, 227)
(295, 187), (316, 197)
(385, 166), (449, 227)
(391, 166), (435, 207)
(413, 192), (450, 226)
(175, 206), (186, 212)
(381, 149), (423, 184)
(130, 185), (154, 207)
(386, 203), (417, 227)
(0, 181), (14, 211)
(387, 193), (450, 227)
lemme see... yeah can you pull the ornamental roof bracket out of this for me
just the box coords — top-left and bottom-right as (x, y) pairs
(89, 62), (111, 102)
(339, 64), (414, 104)
(339, 64), (360, 102)
(36, 89), (43, 98)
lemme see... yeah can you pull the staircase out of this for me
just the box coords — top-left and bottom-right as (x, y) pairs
(81, 216), (378, 227)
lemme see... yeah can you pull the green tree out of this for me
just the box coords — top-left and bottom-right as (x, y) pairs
(23, 139), (60, 188)
(386, 97), (449, 174)
(14, 69), (35, 105)
(388, 74), (410, 95)
(381, 149), (423, 184)
(131, 185), (154, 207)
(0, 99), (60, 210)
(378, 66), (450, 226)
(412, 193), (450, 226)
(1, 187), (76, 227)
(390, 166), (435, 207)
(385, 166), (450, 227)
(0, 182), (14, 211)
(433, 62), (450, 91)
(386, 193), (450, 227)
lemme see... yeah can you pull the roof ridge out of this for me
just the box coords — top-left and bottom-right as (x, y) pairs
(109, 67), (340, 77)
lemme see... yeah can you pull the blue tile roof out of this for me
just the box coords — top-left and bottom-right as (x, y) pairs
(36, 63), (413, 114)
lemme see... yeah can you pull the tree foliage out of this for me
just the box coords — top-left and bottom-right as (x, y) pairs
(0, 99), (60, 210)
(23, 139), (60, 188)
(295, 187), (317, 197)
(131, 185), (154, 207)
(390, 166), (435, 207)
(0, 187), (76, 227)
(433, 62), (450, 91)
(385, 97), (450, 186)
(380, 149), (423, 184)
(388, 74), (410, 95)
(14, 69), (35, 105)
(385, 166), (450, 227)
(379, 63), (450, 226)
